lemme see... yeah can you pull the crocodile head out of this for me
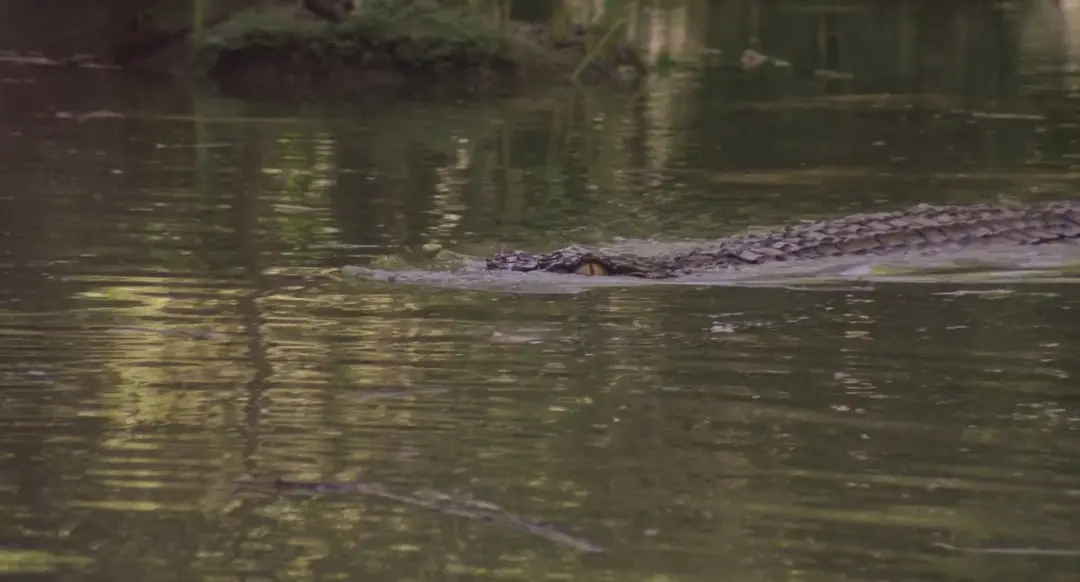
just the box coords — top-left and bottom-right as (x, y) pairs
(485, 245), (660, 277)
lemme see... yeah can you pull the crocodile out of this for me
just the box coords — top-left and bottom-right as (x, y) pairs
(484, 201), (1080, 279)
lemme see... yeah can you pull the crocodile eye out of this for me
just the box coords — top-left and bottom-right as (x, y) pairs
(574, 261), (609, 276)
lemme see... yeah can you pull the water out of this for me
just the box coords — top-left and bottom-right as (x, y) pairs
(4, 2), (1080, 581)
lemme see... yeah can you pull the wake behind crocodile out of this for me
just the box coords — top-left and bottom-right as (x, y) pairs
(342, 201), (1080, 294)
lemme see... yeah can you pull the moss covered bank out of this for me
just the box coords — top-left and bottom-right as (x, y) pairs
(192, 1), (647, 99)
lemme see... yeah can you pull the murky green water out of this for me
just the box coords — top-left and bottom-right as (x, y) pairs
(4, 3), (1080, 581)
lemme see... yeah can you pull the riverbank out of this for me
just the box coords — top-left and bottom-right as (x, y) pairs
(193, 2), (646, 99)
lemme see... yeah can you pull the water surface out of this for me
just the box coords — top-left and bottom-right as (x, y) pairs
(3, 3), (1080, 581)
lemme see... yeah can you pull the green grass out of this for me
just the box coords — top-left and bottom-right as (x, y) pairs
(193, 1), (521, 71)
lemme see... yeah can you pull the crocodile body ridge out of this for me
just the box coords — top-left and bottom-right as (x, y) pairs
(484, 201), (1080, 278)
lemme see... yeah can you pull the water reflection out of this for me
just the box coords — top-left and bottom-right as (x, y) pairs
(2, 1), (1080, 581)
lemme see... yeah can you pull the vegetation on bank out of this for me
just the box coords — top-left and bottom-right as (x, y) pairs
(197, 2), (511, 69)
(192, 0), (645, 96)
